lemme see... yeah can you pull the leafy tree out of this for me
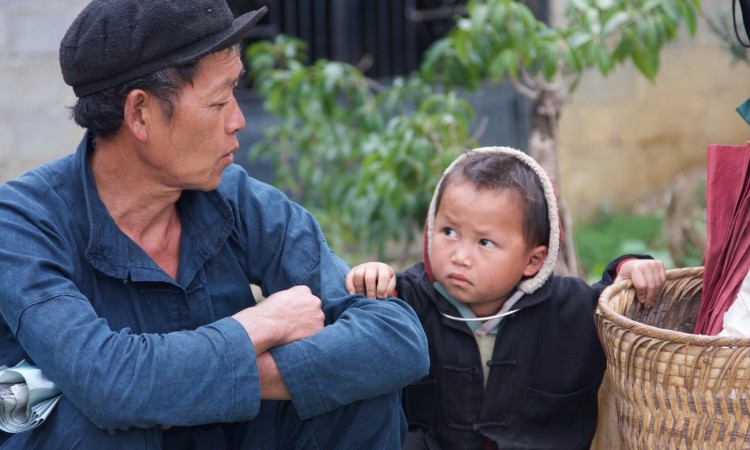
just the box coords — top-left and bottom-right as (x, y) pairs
(245, 36), (474, 263)
(245, 0), (702, 272)
(420, 0), (700, 275)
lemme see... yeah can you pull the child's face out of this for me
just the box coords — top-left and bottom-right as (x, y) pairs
(431, 178), (546, 317)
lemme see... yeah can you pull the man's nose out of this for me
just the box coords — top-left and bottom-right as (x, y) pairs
(227, 99), (246, 134)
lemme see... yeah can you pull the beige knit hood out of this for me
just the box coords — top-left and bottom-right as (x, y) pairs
(422, 146), (561, 296)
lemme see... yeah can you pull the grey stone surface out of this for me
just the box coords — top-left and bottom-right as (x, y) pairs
(0, 0), (87, 183)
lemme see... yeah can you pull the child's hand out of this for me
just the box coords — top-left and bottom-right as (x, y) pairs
(614, 259), (667, 308)
(345, 262), (396, 299)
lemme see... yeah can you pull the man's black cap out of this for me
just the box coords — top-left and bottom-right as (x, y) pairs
(59, 0), (267, 97)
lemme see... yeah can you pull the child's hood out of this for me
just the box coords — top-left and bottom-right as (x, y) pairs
(422, 146), (561, 295)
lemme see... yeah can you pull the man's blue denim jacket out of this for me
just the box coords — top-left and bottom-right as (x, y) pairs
(0, 133), (428, 431)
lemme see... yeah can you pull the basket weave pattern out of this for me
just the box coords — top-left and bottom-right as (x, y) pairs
(595, 267), (750, 449)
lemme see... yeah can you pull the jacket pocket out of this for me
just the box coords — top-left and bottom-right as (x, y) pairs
(518, 386), (588, 449)
(402, 377), (441, 437)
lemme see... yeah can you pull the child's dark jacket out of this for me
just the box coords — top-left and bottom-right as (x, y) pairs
(396, 257), (636, 450)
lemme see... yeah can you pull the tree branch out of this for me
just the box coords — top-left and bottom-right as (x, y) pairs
(470, 115), (489, 142)
(508, 75), (538, 100)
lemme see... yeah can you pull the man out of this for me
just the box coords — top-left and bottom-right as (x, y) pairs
(0, 1), (428, 448)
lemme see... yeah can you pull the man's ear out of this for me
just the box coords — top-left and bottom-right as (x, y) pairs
(523, 245), (548, 277)
(122, 89), (152, 142)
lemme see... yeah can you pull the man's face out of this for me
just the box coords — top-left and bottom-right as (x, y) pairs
(146, 49), (246, 191)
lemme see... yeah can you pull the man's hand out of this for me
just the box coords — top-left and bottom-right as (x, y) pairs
(615, 259), (667, 308)
(257, 352), (290, 400)
(231, 286), (323, 401)
(345, 262), (396, 299)
(231, 285), (325, 354)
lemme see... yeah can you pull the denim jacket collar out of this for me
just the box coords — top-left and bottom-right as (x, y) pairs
(76, 132), (234, 287)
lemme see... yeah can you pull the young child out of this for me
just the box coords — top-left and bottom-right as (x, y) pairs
(346, 146), (666, 450)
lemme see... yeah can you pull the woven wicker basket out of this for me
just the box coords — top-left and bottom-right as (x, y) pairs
(595, 266), (750, 449)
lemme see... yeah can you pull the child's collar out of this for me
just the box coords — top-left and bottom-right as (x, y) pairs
(434, 282), (524, 336)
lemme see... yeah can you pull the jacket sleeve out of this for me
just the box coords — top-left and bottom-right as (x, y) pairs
(0, 169), (263, 431)
(589, 253), (655, 301)
(392, 262), (434, 323)
(230, 171), (429, 419)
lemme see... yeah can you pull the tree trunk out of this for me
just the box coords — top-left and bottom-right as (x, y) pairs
(526, 84), (581, 277)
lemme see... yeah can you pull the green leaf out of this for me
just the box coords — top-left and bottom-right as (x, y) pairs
(660, 2), (681, 24)
(488, 1), (508, 27)
(471, 3), (490, 28)
(455, 32), (471, 63)
(642, 0), (663, 13)
(516, 2), (538, 29)
(644, 17), (658, 48)
(631, 49), (659, 80)
(586, 7), (601, 35)
(679, 1), (698, 36)
(508, 19), (526, 45)
(596, 44), (613, 75)
(612, 35), (634, 62)
(541, 56), (557, 81)
(602, 11), (631, 36)
(568, 32), (592, 49)
(569, 0), (590, 13)
(562, 45), (583, 73)
(633, 12), (647, 39)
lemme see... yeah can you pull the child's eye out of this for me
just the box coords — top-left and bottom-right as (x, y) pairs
(442, 227), (457, 238)
(479, 239), (496, 249)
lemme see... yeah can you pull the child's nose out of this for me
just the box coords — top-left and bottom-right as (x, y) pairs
(450, 244), (471, 266)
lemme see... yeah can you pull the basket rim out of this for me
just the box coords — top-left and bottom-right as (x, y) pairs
(596, 266), (750, 347)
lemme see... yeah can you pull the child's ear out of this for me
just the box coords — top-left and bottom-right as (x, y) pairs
(523, 245), (548, 277)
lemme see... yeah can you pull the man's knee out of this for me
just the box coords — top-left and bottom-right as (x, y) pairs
(298, 392), (406, 449)
(239, 394), (407, 449)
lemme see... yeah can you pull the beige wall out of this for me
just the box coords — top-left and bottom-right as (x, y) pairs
(558, 6), (750, 221)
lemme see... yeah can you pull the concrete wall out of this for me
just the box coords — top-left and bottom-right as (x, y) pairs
(0, 0), (88, 183)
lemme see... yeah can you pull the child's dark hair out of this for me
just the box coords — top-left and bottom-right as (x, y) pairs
(437, 151), (550, 248)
